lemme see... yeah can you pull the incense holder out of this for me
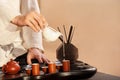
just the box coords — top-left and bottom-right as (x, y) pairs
(56, 43), (78, 63)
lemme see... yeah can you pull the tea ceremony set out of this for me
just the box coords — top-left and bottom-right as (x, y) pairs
(0, 25), (97, 80)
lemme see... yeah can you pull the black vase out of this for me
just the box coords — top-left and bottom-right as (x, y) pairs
(56, 43), (78, 63)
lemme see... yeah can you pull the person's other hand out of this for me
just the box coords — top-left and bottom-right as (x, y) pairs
(11, 11), (47, 32)
(27, 48), (50, 65)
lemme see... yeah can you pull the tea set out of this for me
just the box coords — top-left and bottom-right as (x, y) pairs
(0, 25), (97, 80)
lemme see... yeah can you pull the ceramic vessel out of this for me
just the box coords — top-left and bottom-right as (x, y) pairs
(48, 62), (56, 73)
(43, 26), (62, 42)
(32, 63), (40, 76)
(2, 59), (21, 75)
(56, 43), (78, 63)
(62, 60), (70, 72)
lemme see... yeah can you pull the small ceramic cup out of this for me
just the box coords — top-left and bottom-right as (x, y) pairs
(56, 63), (63, 72)
(41, 66), (48, 74)
(25, 65), (32, 75)
(62, 60), (70, 72)
(48, 62), (56, 73)
(25, 68), (32, 75)
(32, 63), (40, 76)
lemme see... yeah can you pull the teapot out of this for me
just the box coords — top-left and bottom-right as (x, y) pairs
(42, 26), (62, 42)
(2, 59), (21, 75)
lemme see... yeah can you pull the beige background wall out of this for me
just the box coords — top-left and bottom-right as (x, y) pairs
(38, 0), (120, 76)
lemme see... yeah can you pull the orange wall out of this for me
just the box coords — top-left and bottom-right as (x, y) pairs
(39, 0), (120, 76)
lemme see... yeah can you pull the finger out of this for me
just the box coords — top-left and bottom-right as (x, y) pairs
(37, 56), (43, 63)
(11, 17), (17, 24)
(41, 55), (50, 63)
(30, 19), (41, 31)
(34, 14), (44, 29)
(27, 55), (32, 65)
(40, 15), (48, 28)
(27, 20), (39, 32)
(43, 58), (50, 64)
(41, 15), (47, 25)
(34, 53), (43, 63)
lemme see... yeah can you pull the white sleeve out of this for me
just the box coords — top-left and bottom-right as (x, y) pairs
(20, 0), (40, 14)
(20, 0), (44, 50)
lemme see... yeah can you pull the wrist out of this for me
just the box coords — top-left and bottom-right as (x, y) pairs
(29, 47), (44, 54)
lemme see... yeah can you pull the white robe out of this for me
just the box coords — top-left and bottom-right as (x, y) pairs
(0, 0), (44, 67)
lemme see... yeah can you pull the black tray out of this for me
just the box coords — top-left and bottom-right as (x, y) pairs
(4, 71), (96, 80)
(2, 60), (97, 80)
(3, 67), (96, 80)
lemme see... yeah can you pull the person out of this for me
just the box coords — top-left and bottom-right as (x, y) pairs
(0, 0), (49, 67)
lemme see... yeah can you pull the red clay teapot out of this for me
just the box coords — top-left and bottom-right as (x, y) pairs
(2, 59), (21, 75)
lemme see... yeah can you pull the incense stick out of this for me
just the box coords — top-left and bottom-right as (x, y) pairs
(67, 25), (73, 43)
(69, 26), (75, 43)
(57, 27), (61, 32)
(62, 36), (65, 60)
(57, 27), (64, 43)
(63, 25), (67, 43)
(58, 35), (65, 43)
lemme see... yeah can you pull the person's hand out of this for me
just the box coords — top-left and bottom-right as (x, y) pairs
(27, 48), (50, 65)
(11, 11), (47, 32)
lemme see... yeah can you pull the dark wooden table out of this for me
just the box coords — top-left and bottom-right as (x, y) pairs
(82, 72), (120, 80)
